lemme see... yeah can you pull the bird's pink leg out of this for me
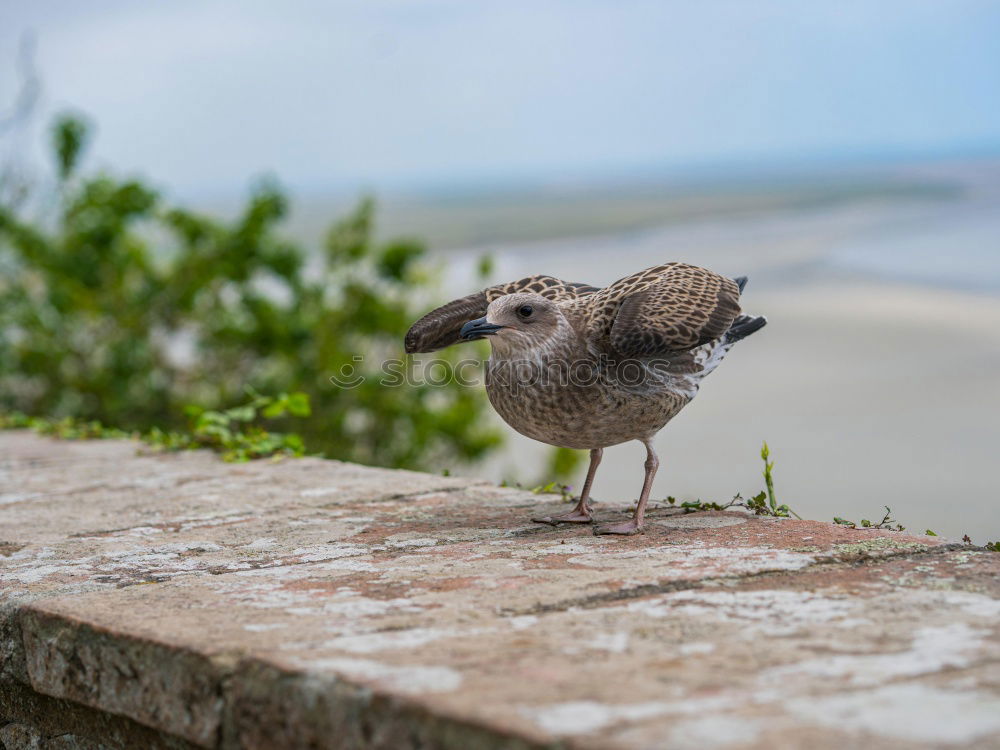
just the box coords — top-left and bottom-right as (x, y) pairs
(594, 441), (658, 535)
(533, 448), (602, 525)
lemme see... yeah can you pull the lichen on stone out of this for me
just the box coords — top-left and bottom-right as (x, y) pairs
(832, 537), (928, 557)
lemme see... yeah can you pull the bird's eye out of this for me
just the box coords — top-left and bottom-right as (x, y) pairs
(517, 305), (534, 318)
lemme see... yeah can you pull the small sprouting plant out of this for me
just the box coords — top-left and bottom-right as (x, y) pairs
(760, 442), (777, 510)
(662, 494), (745, 513)
(751, 441), (799, 518)
(985, 541), (1000, 552)
(655, 442), (799, 518)
(834, 506), (905, 532)
(672, 490), (798, 518)
(663, 495), (732, 512)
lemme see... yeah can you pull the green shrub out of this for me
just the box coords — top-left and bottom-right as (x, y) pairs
(0, 114), (502, 470)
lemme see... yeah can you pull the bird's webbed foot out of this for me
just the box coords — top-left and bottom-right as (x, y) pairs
(532, 505), (594, 525)
(593, 518), (645, 536)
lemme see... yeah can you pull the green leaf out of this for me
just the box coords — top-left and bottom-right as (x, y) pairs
(53, 114), (90, 179)
(226, 406), (257, 423)
(376, 240), (424, 281)
(476, 254), (495, 279)
(286, 392), (311, 417)
(197, 411), (228, 427)
(546, 446), (583, 481)
(261, 400), (286, 419)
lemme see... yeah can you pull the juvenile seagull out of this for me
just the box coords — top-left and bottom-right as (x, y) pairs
(405, 263), (766, 535)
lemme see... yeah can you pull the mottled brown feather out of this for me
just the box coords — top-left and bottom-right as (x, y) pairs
(607, 264), (741, 356)
(485, 275), (601, 303)
(555, 263), (739, 356)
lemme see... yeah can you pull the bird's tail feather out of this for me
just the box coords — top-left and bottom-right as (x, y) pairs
(725, 314), (767, 343)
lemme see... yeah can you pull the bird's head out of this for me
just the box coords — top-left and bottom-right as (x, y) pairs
(459, 293), (567, 355)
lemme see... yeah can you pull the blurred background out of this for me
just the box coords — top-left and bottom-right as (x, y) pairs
(2, 1), (998, 539)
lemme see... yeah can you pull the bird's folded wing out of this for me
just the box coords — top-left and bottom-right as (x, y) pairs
(484, 276), (600, 303)
(607, 264), (742, 357)
(405, 275), (599, 353)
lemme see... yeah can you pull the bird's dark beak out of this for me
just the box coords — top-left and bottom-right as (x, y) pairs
(459, 317), (505, 341)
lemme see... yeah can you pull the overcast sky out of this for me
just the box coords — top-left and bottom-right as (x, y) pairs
(2, 0), (999, 198)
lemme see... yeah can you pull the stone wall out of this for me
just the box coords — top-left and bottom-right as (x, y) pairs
(2, 433), (999, 749)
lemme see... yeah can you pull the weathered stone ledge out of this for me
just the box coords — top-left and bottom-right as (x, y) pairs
(2, 432), (999, 749)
